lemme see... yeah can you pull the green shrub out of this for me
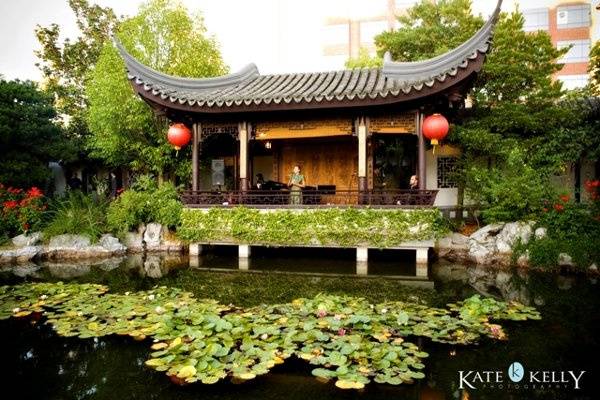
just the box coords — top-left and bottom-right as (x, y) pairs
(44, 191), (108, 241)
(107, 181), (182, 234)
(466, 149), (553, 224)
(178, 207), (446, 247)
(522, 192), (600, 269)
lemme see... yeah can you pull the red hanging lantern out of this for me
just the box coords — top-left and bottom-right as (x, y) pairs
(422, 114), (450, 146)
(167, 123), (192, 150)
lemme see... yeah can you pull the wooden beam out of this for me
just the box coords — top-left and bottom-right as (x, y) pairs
(357, 117), (368, 193)
(192, 123), (200, 191)
(239, 122), (249, 191)
(417, 111), (426, 190)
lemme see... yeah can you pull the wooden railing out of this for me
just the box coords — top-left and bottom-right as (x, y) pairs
(181, 189), (438, 208)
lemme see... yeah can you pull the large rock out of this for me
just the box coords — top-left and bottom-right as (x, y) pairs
(436, 233), (469, 262)
(468, 241), (495, 265)
(144, 223), (163, 250)
(0, 246), (42, 264)
(558, 253), (574, 267)
(99, 234), (126, 254)
(48, 234), (91, 249)
(15, 246), (42, 263)
(534, 227), (547, 240)
(12, 232), (43, 247)
(43, 234), (125, 260)
(495, 221), (533, 254)
(470, 223), (505, 244)
(123, 225), (145, 252)
(159, 230), (185, 253)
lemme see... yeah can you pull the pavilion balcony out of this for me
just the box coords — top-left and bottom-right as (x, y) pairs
(181, 189), (438, 208)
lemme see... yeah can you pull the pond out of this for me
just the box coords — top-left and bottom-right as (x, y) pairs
(0, 249), (598, 400)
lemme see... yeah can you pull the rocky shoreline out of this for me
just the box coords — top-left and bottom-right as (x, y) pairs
(0, 223), (185, 265)
(1, 221), (596, 273)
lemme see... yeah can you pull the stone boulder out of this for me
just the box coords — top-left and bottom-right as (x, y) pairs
(11, 231), (43, 247)
(470, 223), (505, 244)
(0, 246), (42, 264)
(48, 234), (91, 250)
(140, 223), (185, 253)
(534, 227), (547, 240)
(42, 234), (126, 260)
(495, 221), (534, 254)
(99, 234), (126, 254)
(558, 253), (574, 267)
(123, 225), (145, 252)
(143, 223), (163, 250)
(436, 233), (469, 262)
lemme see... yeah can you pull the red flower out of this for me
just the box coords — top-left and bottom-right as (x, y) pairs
(8, 187), (22, 194)
(553, 204), (564, 212)
(27, 187), (43, 198)
(559, 194), (570, 203)
(3, 200), (18, 209)
(22, 223), (30, 231)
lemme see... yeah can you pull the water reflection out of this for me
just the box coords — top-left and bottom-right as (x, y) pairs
(0, 254), (598, 399)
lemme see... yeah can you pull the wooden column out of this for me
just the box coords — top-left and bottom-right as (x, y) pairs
(192, 123), (200, 191)
(357, 117), (368, 192)
(238, 122), (249, 191)
(416, 111), (426, 190)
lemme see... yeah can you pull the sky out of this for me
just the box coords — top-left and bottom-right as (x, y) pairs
(1, 0), (593, 82)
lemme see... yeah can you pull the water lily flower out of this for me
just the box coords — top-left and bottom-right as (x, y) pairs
(260, 333), (268, 340)
(333, 314), (342, 321)
(12, 307), (20, 313)
(316, 309), (327, 318)
(39, 295), (48, 300)
(381, 308), (388, 314)
(148, 294), (155, 300)
(155, 306), (165, 314)
(337, 328), (347, 336)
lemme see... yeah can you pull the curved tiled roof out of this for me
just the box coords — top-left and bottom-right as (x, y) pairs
(117, 0), (502, 113)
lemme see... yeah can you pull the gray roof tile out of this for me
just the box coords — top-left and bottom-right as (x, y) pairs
(116, 0), (502, 112)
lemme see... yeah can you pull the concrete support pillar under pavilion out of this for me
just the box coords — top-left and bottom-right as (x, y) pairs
(238, 122), (250, 191)
(416, 111), (426, 190)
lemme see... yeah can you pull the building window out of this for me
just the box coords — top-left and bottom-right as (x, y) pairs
(556, 4), (591, 29)
(522, 8), (549, 31)
(558, 74), (589, 90)
(557, 40), (591, 63)
(437, 157), (458, 189)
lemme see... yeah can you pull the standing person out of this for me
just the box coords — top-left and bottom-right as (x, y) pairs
(288, 165), (305, 205)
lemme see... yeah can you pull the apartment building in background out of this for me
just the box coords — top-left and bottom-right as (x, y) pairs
(322, 0), (599, 89)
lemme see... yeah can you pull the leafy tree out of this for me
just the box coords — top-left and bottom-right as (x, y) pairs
(590, 40), (600, 96)
(373, 0), (583, 222)
(0, 79), (74, 187)
(376, 0), (483, 62)
(345, 48), (382, 69)
(85, 0), (228, 182)
(35, 0), (118, 140)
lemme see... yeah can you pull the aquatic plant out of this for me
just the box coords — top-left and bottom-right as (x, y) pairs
(0, 283), (540, 390)
(178, 207), (447, 248)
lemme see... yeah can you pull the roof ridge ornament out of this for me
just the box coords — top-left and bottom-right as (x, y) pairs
(382, 0), (503, 81)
